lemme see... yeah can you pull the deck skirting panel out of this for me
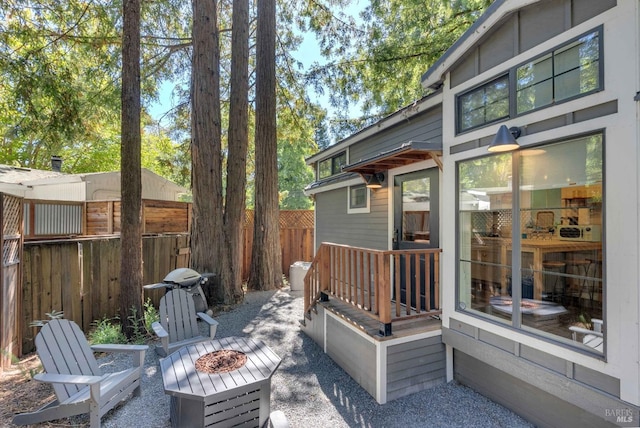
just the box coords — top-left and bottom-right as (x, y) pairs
(386, 336), (446, 401)
(301, 303), (444, 404)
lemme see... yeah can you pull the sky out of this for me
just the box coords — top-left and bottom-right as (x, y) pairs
(147, 1), (366, 123)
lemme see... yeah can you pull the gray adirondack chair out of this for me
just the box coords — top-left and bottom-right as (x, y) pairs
(153, 288), (219, 357)
(12, 319), (148, 428)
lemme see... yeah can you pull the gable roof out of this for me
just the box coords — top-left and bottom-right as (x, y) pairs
(421, 0), (539, 90)
(0, 164), (63, 184)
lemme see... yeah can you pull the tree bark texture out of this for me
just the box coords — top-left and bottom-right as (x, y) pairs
(119, 0), (143, 338)
(190, 0), (224, 305)
(248, 0), (282, 291)
(221, 0), (250, 304)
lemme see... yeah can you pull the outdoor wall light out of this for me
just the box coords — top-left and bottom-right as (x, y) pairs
(365, 172), (385, 189)
(487, 125), (521, 152)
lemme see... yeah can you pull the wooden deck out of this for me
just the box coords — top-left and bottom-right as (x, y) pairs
(318, 298), (442, 340)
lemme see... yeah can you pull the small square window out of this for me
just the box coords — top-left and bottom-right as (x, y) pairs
(348, 185), (370, 214)
(457, 75), (509, 132)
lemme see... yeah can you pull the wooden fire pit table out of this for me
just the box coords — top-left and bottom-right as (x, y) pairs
(160, 336), (282, 428)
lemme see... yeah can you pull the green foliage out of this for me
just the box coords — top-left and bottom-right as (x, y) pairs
(84, 299), (158, 346)
(88, 317), (127, 345)
(300, 0), (493, 138)
(29, 310), (65, 328)
(143, 298), (159, 336)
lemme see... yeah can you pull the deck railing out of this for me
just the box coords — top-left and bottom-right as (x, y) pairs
(303, 242), (441, 336)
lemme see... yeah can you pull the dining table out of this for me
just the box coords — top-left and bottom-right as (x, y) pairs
(479, 237), (601, 300)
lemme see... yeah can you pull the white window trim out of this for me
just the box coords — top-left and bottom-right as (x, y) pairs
(347, 185), (370, 214)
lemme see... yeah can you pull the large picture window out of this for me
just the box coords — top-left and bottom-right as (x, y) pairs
(457, 134), (604, 354)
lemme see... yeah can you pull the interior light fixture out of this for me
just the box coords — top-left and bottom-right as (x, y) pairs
(487, 125), (521, 152)
(365, 172), (385, 189)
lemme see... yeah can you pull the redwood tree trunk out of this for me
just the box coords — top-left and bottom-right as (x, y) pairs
(190, 0), (223, 304)
(248, 0), (282, 291)
(119, 0), (143, 338)
(221, 0), (250, 304)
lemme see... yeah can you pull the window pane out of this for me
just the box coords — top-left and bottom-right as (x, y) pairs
(517, 80), (553, 114)
(517, 31), (600, 112)
(486, 98), (509, 122)
(458, 154), (512, 319)
(350, 185), (367, 209)
(319, 159), (331, 179)
(333, 152), (347, 174)
(459, 76), (509, 132)
(517, 54), (553, 113)
(402, 177), (431, 243)
(519, 135), (603, 353)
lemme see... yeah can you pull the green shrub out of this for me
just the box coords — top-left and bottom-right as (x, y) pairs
(144, 298), (159, 334)
(88, 317), (126, 345)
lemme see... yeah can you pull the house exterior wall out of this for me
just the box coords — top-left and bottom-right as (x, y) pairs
(315, 185), (388, 250)
(310, 102), (443, 251)
(349, 105), (443, 163)
(25, 182), (86, 201)
(86, 170), (185, 201)
(436, 0), (640, 423)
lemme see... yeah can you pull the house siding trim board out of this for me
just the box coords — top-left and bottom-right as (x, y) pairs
(445, 326), (639, 426)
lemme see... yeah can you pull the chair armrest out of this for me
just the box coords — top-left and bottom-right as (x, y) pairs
(151, 321), (169, 339)
(91, 344), (148, 367)
(34, 373), (102, 385)
(91, 344), (148, 353)
(197, 312), (219, 338)
(569, 326), (604, 341)
(592, 318), (603, 333)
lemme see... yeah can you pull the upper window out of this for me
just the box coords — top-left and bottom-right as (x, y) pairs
(318, 151), (347, 179)
(458, 75), (509, 132)
(517, 31), (601, 114)
(456, 28), (602, 134)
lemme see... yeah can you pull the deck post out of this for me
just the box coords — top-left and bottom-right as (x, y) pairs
(379, 322), (392, 336)
(377, 252), (392, 332)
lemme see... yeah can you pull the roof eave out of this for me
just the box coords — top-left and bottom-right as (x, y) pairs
(421, 0), (540, 90)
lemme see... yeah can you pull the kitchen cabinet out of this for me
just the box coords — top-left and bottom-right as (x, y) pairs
(561, 184), (602, 225)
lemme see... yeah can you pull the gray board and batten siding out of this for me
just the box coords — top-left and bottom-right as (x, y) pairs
(314, 105), (442, 250)
(348, 104), (443, 164)
(315, 186), (389, 250)
(431, 0), (617, 90)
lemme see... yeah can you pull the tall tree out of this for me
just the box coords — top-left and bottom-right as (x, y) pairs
(190, 0), (224, 300)
(248, 0), (281, 291)
(119, 0), (144, 339)
(221, 0), (250, 304)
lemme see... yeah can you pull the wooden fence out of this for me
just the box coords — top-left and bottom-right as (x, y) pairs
(5, 207), (314, 362)
(24, 198), (192, 239)
(20, 234), (190, 355)
(242, 210), (315, 280)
